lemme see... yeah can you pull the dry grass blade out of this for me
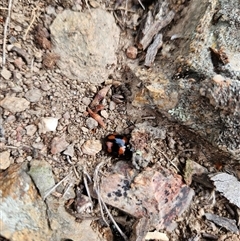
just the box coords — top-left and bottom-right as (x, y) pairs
(84, 0), (92, 17)
(83, 169), (93, 211)
(93, 161), (109, 226)
(138, 0), (145, 10)
(23, 3), (43, 40)
(154, 147), (180, 173)
(43, 171), (72, 200)
(2, 0), (13, 66)
(63, 182), (73, 198)
(93, 161), (128, 241)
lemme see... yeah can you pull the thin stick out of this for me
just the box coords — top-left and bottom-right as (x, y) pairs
(63, 182), (73, 198)
(106, 7), (135, 13)
(66, 155), (73, 165)
(23, 3), (41, 40)
(84, 0), (93, 17)
(155, 147), (180, 173)
(83, 168), (92, 182)
(83, 171), (93, 211)
(93, 161), (109, 226)
(99, 193), (128, 241)
(93, 161), (128, 241)
(73, 165), (80, 179)
(2, 0), (13, 66)
(138, 0), (145, 10)
(43, 171), (72, 200)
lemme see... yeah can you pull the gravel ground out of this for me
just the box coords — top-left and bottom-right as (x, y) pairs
(0, 0), (239, 240)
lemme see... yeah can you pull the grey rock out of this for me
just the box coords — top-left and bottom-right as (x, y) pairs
(0, 163), (110, 241)
(1, 67), (12, 80)
(210, 173), (240, 208)
(205, 213), (239, 233)
(86, 117), (98, 129)
(0, 96), (30, 113)
(50, 9), (120, 84)
(28, 160), (55, 199)
(132, 0), (240, 161)
(0, 163), (50, 241)
(25, 88), (42, 102)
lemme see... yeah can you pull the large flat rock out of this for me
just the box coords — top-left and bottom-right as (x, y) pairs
(50, 8), (120, 84)
(131, 0), (240, 161)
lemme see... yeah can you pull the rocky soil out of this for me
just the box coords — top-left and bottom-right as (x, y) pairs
(0, 0), (240, 241)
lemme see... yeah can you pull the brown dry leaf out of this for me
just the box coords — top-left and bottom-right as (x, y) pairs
(87, 107), (106, 128)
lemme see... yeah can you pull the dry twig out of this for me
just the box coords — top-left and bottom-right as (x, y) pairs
(155, 148), (195, 173)
(83, 168), (93, 211)
(84, 0), (93, 17)
(43, 171), (73, 200)
(2, 0), (13, 66)
(93, 161), (128, 241)
(138, 0), (145, 10)
(155, 147), (180, 173)
(23, 3), (42, 40)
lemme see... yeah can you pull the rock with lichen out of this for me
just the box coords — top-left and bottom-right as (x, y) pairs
(131, 0), (240, 161)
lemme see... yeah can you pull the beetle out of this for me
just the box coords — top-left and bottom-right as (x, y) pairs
(105, 133), (132, 158)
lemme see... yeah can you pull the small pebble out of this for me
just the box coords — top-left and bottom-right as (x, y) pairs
(16, 156), (24, 163)
(63, 111), (70, 120)
(1, 67), (12, 80)
(25, 124), (37, 136)
(86, 117), (98, 129)
(81, 127), (89, 133)
(167, 136), (176, 149)
(26, 156), (32, 161)
(126, 46), (138, 59)
(100, 110), (109, 119)
(40, 81), (51, 91)
(38, 117), (58, 134)
(9, 36), (17, 44)
(109, 101), (116, 111)
(46, 5), (56, 15)
(34, 51), (43, 62)
(25, 88), (42, 102)
(14, 25), (22, 32)
(63, 144), (75, 157)
(82, 140), (102, 155)
(7, 44), (14, 51)
(82, 97), (91, 106)
(213, 74), (225, 83)
(32, 142), (44, 150)
(0, 151), (11, 170)
(51, 135), (69, 154)
(6, 115), (16, 122)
